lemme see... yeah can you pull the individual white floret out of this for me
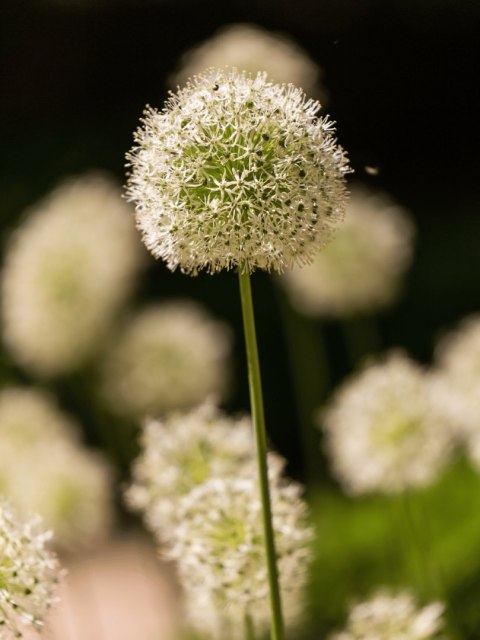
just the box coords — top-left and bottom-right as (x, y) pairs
(170, 23), (324, 99)
(282, 185), (415, 317)
(168, 475), (312, 639)
(0, 502), (62, 638)
(1, 173), (143, 377)
(321, 351), (455, 494)
(100, 302), (232, 418)
(126, 68), (349, 275)
(329, 589), (446, 639)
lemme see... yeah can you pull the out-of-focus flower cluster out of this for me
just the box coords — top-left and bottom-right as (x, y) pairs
(0, 387), (112, 551)
(1, 173), (143, 377)
(127, 401), (313, 639)
(329, 590), (445, 639)
(282, 185), (415, 317)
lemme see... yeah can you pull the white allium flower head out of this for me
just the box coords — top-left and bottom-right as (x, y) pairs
(1, 173), (143, 377)
(100, 301), (232, 418)
(282, 185), (415, 317)
(321, 351), (455, 494)
(0, 386), (113, 551)
(170, 23), (324, 99)
(0, 502), (62, 638)
(168, 475), (312, 639)
(126, 400), (255, 538)
(329, 590), (446, 639)
(126, 68), (349, 275)
(0, 386), (78, 446)
(433, 315), (480, 469)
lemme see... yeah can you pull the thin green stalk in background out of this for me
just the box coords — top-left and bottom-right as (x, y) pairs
(276, 284), (330, 487)
(244, 612), (256, 640)
(238, 270), (285, 640)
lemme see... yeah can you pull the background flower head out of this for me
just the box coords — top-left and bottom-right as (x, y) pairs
(170, 23), (324, 100)
(167, 475), (312, 639)
(126, 68), (349, 274)
(329, 589), (446, 639)
(321, 351), (455, 494)
(100, 301), (232, 418)
(282, 184), (415, 317)
(1, 173), (143, 377)
(0, 502), (61, 638)
(0, 386), (113, 552)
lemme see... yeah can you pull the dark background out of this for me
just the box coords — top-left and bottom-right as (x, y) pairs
(1, 0), (480, 477)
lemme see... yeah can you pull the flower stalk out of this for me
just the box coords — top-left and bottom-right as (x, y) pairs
(238, 269), (285, 640)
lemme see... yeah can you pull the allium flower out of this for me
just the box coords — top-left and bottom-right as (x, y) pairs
(434, 315), (480, 469)
(329, 590), (446, 639)
(126, 401), (254, 537)
(1, 173), (143, 377)
(167, 475), (312, 639)
(0, 386), (78, 446)
(0, 502), (61, 637)
(282, 185), (415, 317)
(0, 386), (113, 551)
(321, 352), (454, 494)
(100, 302), (232, 418)
(126, 68), (349, 275)
(170, 23), (324, 99)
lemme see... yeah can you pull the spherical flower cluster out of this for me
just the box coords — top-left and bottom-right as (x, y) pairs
(126, 68), (349, 275)
(170, 23), (324, 99)
(167, 476), (313, 639)
(0, 502), (61, 638)
(1, 173), (143, 377)
(282, 185), (415, 317)
(0, 386), (113, 551)
(126, 401), (256, 538)
(329, 590), (446, 639)
(100, 302), (232, 418)
(433, 315), (480, 469)
(321, 351), (455, 494)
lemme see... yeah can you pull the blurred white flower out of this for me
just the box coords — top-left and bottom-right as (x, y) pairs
(170, 23), (324, 99)
(321, 351), (455, 494)
(282, 185), (415, 317)
(1, 173), (143, 377)
(329, 589), (445, 639)
(168, 475), (312, 639)
(434, 315), (480, 470)
(0, 502), (62, 638)
(0, 386), (113, 551)
(100, 302), (232, 418)
(126, 400), (255, 539)
(126, 68), (349, 275)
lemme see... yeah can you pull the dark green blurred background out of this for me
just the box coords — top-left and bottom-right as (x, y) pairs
(1, 0), (479, 473)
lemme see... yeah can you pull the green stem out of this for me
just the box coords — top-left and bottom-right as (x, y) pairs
(244, 612), (256, 640)
(341, 313), (382, 368)
(238, 270), (285, 640)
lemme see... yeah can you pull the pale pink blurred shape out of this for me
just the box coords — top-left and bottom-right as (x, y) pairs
(24, 539), (181, 640)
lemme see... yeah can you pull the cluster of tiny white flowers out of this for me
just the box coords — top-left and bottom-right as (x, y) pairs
(329, 590), (446, 639)
(0, 387), (112, 551)
(100, 301), (232, 418)
(0, 502), (61, 638)
(1, 173), (143, 377)
(126, 68), (349, 275)
(167, 475), (313, 639)
(321, 351), (455, 494)
(126, 401), (255, 538)
(282, 185), (415, 317)
(170, 23), (324, 99)
(433, 315), (480, 470)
